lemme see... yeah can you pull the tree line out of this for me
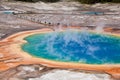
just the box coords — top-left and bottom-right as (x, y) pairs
(16, 0), (120, 3)
(16, 0), (59, 2)
(77, 0), (120, 4)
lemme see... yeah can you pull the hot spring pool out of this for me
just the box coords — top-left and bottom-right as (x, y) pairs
(22, 30), (120, 64)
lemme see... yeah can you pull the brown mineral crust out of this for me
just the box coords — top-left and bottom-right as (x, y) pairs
(104, 27), (120, 33)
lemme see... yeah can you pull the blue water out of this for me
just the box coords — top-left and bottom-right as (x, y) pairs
(4, 11), (13, 14)
(22, 30), (120, 64)
(83, 11), (103, 15)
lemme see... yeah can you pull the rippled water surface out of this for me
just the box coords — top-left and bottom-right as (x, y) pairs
(22, 30), (120, 64)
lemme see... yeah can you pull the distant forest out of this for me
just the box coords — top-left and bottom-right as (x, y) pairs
(78, 0), (120, 4)
(16, 0), (59, 2)
(16, 0), (120, 4)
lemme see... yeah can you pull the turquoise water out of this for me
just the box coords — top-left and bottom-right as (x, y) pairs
(22, 30), (120, 64)
(4, 11), (13, 14)
(83, 11), (103, 15)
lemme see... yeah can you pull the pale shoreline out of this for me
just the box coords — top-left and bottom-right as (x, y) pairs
(0, 28), (120, 79)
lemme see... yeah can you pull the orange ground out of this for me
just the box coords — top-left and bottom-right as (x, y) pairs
(0, 28), (120, 79)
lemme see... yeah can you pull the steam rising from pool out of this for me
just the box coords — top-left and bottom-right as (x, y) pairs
(22, 29), (120, 64)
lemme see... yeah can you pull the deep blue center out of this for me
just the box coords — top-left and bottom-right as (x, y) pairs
(22, 30), (120, 64)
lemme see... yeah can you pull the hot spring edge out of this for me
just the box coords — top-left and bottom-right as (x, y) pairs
(22, 30), (120, 64)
